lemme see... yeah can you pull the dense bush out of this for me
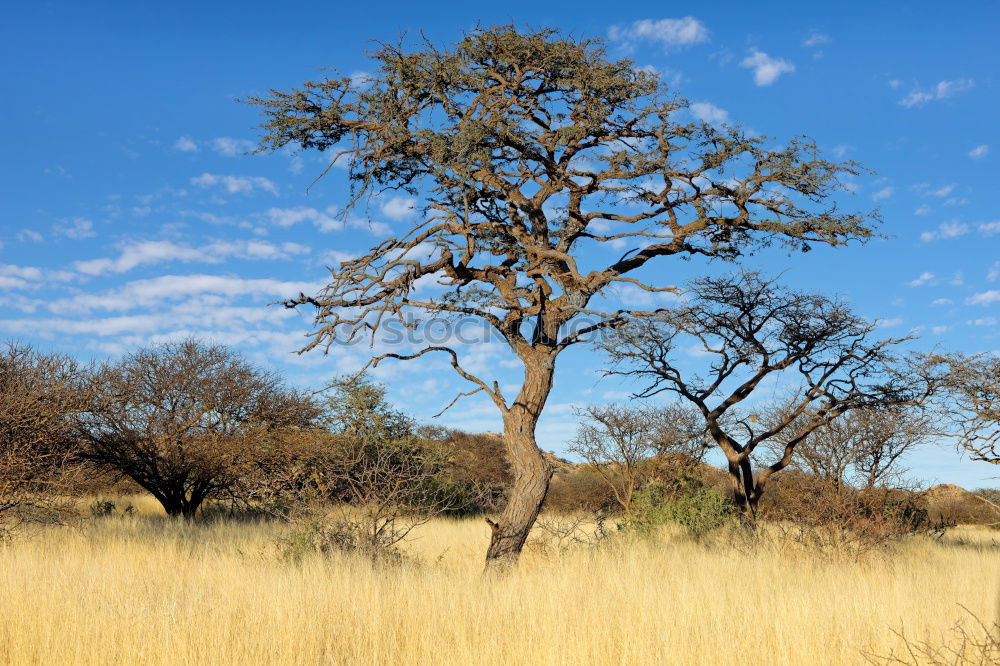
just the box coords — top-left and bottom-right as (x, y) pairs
(620, 476), (734, 540)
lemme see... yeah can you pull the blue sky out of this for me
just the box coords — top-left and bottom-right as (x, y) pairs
(2, 1), (997, 487)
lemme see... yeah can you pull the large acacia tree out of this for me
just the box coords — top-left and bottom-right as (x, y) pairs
(250, 26), (878, 567)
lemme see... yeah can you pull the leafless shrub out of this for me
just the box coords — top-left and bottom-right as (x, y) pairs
(759, 474), (946, 558)
(528, 512), (610, 557)
(768, 406), (930, 491)
(864, 606), (1000, 665)
(568, 403), (706, 517)
(280, 376), (465, 564)
(0, 342), (87, 528)
(544, 467), (617, 514)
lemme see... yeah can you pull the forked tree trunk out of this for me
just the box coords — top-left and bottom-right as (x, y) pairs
(150, 486), (204, 520)
(727, 459), (759, 528)
(484, 359), (555, 571)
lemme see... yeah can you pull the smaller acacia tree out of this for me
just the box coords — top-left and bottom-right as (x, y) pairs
(0, 342), (85, 524)
(927, 353), (1000, 465)
(75, 340), (322, 519)
(569, 403), (705, 516)
(772, 405), (929, 490)
(286, 375), (461, 561)
(600, 273), (933, 523)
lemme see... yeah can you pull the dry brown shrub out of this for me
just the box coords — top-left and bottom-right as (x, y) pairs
(864, 606), (1000, 665)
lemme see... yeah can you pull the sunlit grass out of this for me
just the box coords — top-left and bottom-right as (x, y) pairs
(0, 498), (996, 665)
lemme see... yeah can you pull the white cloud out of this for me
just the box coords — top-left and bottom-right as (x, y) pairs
(173, 136), (199, 152)
(931, 298), (953, 306)
(73, 239), (311, 276)
(49, 274), (323, 314)
(888, 79), (902, 89)
(969, 316), (998, 327)
(802, 32), (830, 48)
(739, 50), (795, 86)
(349, 71), (371, 87)
(0, 263), (74, 292)
(609, 17), (710, 51)
(263, 206), (342, 232)
(899, 78), (974, 108)
(260, 206), (388, 235)
(831, 145), (849, 158)
(871, 186), (894, 201)
(914, 205), (932, 216)
(907, 271), (934, 287)
(969, 144), (989, 159)
(380, 196), (416, 221)
(968, 291), (1000, 306)
(18, 229), (43, 242)
(923, 183), (955, 198)
(689, 101), (729, 125)
(319, 250), (356, 266)
(988, 261), (1000, 282)
(211, 137), (255, 157)
(920, 220), (969, 242)
(53, 217), (96, 239)
(979, 221), (1000, 236)
(899, 90), (933, 108)
(190, 173), (278, 196)
(875, 317), (903, 328)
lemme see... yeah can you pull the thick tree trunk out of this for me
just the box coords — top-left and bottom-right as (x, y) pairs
(484, 359), (555, 571)
(728, 459), (759, 529)
(153, 488), (202, 520)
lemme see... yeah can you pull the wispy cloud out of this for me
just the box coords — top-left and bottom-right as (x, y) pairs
(899, 78), (974, 108)
(920, 220), (969, 242)
(608, 17), (710, 52)
(74, 239), (312, 276)
(740, 50), (795, 86)
(173, 136), (199, 153)
(190, 173), (278, 196)
(380, 196), (416, 221)
(907, 271), (934, 287)
(872, 186), (894, 201)
(210, 137), (255, 157)
(802, 32), (831, 48)
(967, 290), (1000, 306)
(18, 229), (44, 242)
(918, 183), (955, 198)
(53, 217), (96, 239)
(978, 221), (1000, 236)
(49, 274), (324, 314)
(261, 206), (390, 235)
(689, 101), (729, 125)
(968, 144), (989, 159)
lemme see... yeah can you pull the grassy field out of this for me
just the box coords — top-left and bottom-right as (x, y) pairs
(0, 496), (996, 665)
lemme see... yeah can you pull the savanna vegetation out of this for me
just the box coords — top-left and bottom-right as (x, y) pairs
(1, 24), (997, 666)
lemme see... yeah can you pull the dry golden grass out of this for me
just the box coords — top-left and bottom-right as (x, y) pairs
(0, 496), (996, 665)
